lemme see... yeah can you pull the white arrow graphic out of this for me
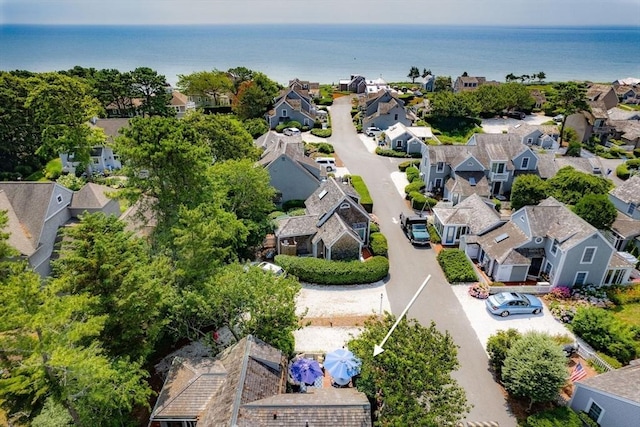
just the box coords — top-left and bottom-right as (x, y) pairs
(373, 274), (431, 357)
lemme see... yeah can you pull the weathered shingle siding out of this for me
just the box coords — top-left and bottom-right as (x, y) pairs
(570, 387), (640, 427)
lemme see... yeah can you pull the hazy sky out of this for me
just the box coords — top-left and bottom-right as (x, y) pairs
(2, 0), (639, 26)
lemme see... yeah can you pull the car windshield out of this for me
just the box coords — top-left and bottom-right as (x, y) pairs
(412, 224), (427, 231)
(493, 293), (507, 303)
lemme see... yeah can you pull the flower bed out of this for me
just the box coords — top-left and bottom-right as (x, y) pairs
(544, 284), (613, 323)
(468, 282), (489, 299)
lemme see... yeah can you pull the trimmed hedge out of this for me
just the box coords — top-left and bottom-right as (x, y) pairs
(369, 232), (388, 257)
(311, 128), (332, 137)
(428, 225), (441, 244)
(616, 163), (630, 180)
(524, 407), (582, 427)
(409, 192), (437, 210)
(350, 175), (373, 213)
(404, 180), (425, 194)
(398, 159), (421, 172)
(282, 199), (306, 211)
(375, 147), (421, 158)
(437, 249), (477, 283)
(369, 222), (380, 234)
(405, 167), (420, 182)
(274, 255), (389, 285)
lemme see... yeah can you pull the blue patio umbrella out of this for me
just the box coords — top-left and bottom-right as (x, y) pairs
(289, 358), (324, 385)
(324, 348), (361, 382)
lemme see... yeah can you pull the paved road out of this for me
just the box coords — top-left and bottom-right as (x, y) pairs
(327, 96), (517, 426)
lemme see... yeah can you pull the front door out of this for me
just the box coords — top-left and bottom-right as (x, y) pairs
(528, 257), (543, 277)
(492, 181), (501, 195)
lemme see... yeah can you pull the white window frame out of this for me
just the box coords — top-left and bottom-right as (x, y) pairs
(491, 162), (505, 173)
(580, 246), (597, 264)
(521, 157), (529, 169)
(434, 178), (443, 188)
(586, 398), (604, 423)
(56, 194), (64, 204)
(436, 162), (445, 173)
(574, 271), (588, 286)
(550, 239), (559, 255)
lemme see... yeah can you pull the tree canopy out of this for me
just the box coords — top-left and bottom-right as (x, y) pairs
(348, 314), (470, 425)
(510, 174), (549, 211)
(547, 166), (614, 206)
(551, 82), (589, 145)
(177, 69), (234, 107)
(573, 193), (617, 229)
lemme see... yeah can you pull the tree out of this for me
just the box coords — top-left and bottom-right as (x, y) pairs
(407, 66), (420, 83)
(92, 68), (136, 117)
(177, 69), (234, 107)
(130, 66), (173, 117)
(421, 68), (432, 78)
(510, 174), (549, 211)
(231, 72), (281, 120)
(430, 91), (480, 118)
(501, 82), (535, 112)
(348, 314), (470, 425)
(434, 76), (452, 92)
(574, 194), (618, 230)
(505, 73), (517, 83)
(243, 117), (270, 138)
(486, 329), (522, 380)
(182, 111), (259, 161)
(501, 332), (567, 410)
(553, 82), (588, 146)
(547, 166), (613, 206)
(535, 71), (546, 82)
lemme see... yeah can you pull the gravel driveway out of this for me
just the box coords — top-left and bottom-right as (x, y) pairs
(481, 114), (554, 133)
(450, 284), (575, 353)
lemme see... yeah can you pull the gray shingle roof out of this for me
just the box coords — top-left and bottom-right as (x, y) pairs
(433, 194), (502, 235)
(611, 211), (640, 238)
(476, 221), (530, 263)
(535, 152), (559, 179)
(91, 118), (130, 142)
(446, 172), (490, 198)
(70, 183), (113, 210)
(610, 175), (640, 205)
(276, 215), (320, 237)
(305, 178), (360, 217)
(312, 213), (358, 247)
(577, 363), (640, 404)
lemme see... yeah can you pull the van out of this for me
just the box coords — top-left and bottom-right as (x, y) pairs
(315, 157), (336, 172)
(283, 127), (301, 136)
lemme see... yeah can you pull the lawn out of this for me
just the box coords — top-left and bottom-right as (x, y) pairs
(611, 303), (640, 328)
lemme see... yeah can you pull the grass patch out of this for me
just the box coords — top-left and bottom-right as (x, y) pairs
(428, 116), (482, 144)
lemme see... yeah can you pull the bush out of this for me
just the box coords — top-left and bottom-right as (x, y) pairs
(369, 232), (388, 257)
(44, 158), (63, 180)
(410, 192), (437, 210)
(492, 198), (501, 212)
(282, 199), (306, 211)
(398, 159), (421, 172)
(350, 175), (373, 213)
(616, 163), (630, 180)
(369, 222), (380, 234)
(311, 128), (332, 138)
(56, 174), (86, 191)
(274, 255), (389, 285)
(468, 282), (490, 299)
(405, 167), (420, 182)
(428, 225), (441, 244)
(487, 329), (522, 380)
(525, 406), (583, 427)
(571, 307), (637, 364)
(375, 147), (417, 158)
(606, 283), (640, 305)
(404, 180), (425, 194)
(287, 208), (306, 216)
(436, 249), (477, 283)
(306, 142), (335, 154)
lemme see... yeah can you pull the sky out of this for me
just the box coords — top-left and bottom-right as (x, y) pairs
(1, 0), (639, 26)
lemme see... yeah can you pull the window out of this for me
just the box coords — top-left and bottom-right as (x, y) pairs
(339, 202), (350, 209)
(394, 114), (398, 120)
(581, 247), (597, 264)
(521, 157), (529, 169)
(587, 400), (603, 422)
(550, 239), (559, 255)
(628, 203), (636, 216)
(543, 261), (553, 275)
(56, 194), (63, 204)
(526, 137), (533, 144)
(436, 162), (445, 173)
(467, 161), (473, 166)
(574, 271), (588, 286)
(491, 162), (505, 173)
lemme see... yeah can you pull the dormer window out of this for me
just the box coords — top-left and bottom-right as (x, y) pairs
(521, 157), (529, 169)
(436, 162), (445, 173)
(340, 202), (350, 210)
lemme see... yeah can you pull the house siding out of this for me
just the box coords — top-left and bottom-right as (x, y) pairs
(329, 233), (360, 260)
(555, 235), (611, 287)
(570, 386), (640, 427)
(454, 156), (484, 172)
(268, 156), (320, 204)
(609, 195), (640, 220)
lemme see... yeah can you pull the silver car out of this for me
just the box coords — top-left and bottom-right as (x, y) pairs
(485, 292), (543, 317)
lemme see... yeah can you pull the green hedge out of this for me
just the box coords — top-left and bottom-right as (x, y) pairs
(375, 147), (421, 158)
(369, 232), (388, 257)
(350, 175), (373, 213)
(274, 255), (389, 285)
(405, 167), (420, 182)
(398, 159), (421, 172)
(428, 225), (441, 244)
(282, 199), (306, 211)
(369, 222), (380, 234)
(436, 249), (477, 283)
(525, 407), (582, 427)
(616, 163), (630, 180)
(306, 142), (334, 154)
(311, 128), (332, 138)
(404, 180), (425, 194)
(409, 192), (437, 210)
(571, 307), (637, 364)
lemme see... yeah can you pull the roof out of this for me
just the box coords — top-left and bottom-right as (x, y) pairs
(535, 152), (559, 179)
(446, 172), (490, 198)
(476, 220), (530, 263)
(553, 157), (599, 175)
(70, 183), (113, 211)
(610, 175), (640, 205)
(611, 211), (640, 238)
(305, 178), (361, 217)
(433, 193), (501, 235)
(171, 90), (190, 106)
(608, 107), (640, 121)
(276, 215), (319, 238)
(90, 118), (130, 142)
(577, 363), (640, 405)
(312, 213), (360, 247)
(239, 388), (371, 427)
(610, 120), (640, 141)
(428, 133), (527, 171)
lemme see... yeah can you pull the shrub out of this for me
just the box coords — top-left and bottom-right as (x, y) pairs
(525, 406), (583, 427)
(577, 412), (600, 427)
(571, 307), (637, 364)
(369, 222), (380, 234)
(282, 199), (306, 211)
(287, 208), (306, 216)
(486, 329), (522, 380)
(616, 163), (630, 180)
(468, 282), (489, 299)
(311, 128), (332, 138)
(398, 159), (421, 172)
(375, 147), (420, 158)
(437, 249), (477, 283)
(57, 174), (86, 191)
(405, 167), (420, 182)
(606, 283), (640, 305)
(410, 192), (437, 211)
(547, 286), (571, 300)
(492, 198), (501, 212)
(268, 211), (286, 220)
(350, 175), (373, 213)
(274, 255), (389, 285)
(44, 158), (63, 180)
(369, 232), (388, 257)
(428, 225), (441, 244)
(404, 180), (425, 194)
(306, 142), (334, 154)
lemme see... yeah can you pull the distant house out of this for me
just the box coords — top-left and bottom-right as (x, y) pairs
(383, 122), (435, 154)
(266, 87), (317, 129)
(288, 78), (320, 99)
(149, 335), (371, 427)
(255, 131), (323, 204)
(468, 197), (633, 286)
(365, 77), (389, 95)
(170, 90), (196, 118)
(613, 84), (639, 105)
(530, 89), (547, 109)
(569, 83), (620, 143)
(453, 75), (499, 93)
(432, 194), (505, 246)
(0, 182), (119, 276)
(361, 89), (412, 131)
(604, 175), (640, 252)
(422, 74), (435, 92)
(569, 363), (640, 427)
(507, 123), (560, 150)
(420, 133), (540, 201)
(274, 177), (370, 261)
(339, 74), (367, 94)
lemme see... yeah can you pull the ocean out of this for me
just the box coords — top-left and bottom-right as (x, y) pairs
(1, 24), (638, 86)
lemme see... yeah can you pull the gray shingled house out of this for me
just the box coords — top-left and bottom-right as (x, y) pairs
(255, 131), (323, 205)
(468, 197), (634, 286)
(274, 178), (370, 260)
(360, 89), (412, 131)
(569, 363), (640, 427)
(266, 87), (317, 129)
(605, 175), (640, 252)
(433, 194), (505, 246)
(148, 335), (371, 427)
(0, 182), (120, 276)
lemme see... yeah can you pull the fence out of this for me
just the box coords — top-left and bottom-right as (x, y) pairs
(575, 337), (614, 372)
(488, 284), (552, 295)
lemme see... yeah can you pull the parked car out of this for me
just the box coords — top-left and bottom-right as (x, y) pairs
(485, 292), (543, 317)
(283, 127), (301, 136)
(399, 212), (430, 246)
(553, 114), (564, 123)
(256, 261), (286, 276)
(315, 157), (336, 172)
(365, 127), (382, 137)
(504, 110), (526, 120)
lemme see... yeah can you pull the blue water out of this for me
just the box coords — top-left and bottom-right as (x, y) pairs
(1, 24), (638, 85)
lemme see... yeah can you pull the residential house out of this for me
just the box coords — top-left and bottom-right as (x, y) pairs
(453, 75), (499, 93)
(266, 87), (317, 129)
(420, 133), (540, 201)
(0, 182), (119, 276)
(422, 74), (435, 92)
(569, 83), (620, 143)
(255, 131), (323, 204)
(339, 74), (367, 94)
(605, 175), (640, 252)
(288, 78), (320, 99)
(361, 89), (412, 131)
(149, 335), (371, 427)
(365, 76), (389, 95)
(274, 177), (370, 260)
(383, 122), (435, 154)
(508, 123), (560, 150)
(469, 197), (633, 286)
(569, 363), (640, 427)
(433, 194), (505, 246)
(530, 89), (547, 109)
(613, 84), (639, 105)
(170, 90), (196, 118)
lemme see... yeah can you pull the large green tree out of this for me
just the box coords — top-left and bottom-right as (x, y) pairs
(92, 68), (136, 117)
(547, 166), (613, 205)
(407, 66), (420, 83)
(430, 91), (480, 118)
(177, 69), (234, 107)
(573, 193), (617, 229)
(552, 82), (588, 146)
(130, 67), (173, 117)
(501, 332), (567, 410)
(348, 314), (470, 425)
(231, 71), (280, 120)
(510, 174), (549, 211)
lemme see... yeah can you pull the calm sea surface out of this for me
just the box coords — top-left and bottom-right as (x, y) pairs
(1, 24), (638, 85)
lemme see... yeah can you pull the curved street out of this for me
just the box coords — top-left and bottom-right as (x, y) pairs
(327, 95), (517, 426)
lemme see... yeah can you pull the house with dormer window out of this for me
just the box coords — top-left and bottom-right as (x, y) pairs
(604, 175), (640, 252)
(360, 89), (413, 131)
(266, 87), (317, 129)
